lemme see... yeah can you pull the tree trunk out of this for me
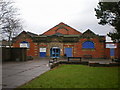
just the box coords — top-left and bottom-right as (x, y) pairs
(8, 31), (12, 48)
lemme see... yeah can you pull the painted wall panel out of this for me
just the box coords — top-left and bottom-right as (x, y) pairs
(40, 48), (46, 57)
(40, 52), (46, 57)
(65, 48), (72, 57)
(110, 48), (115, 56)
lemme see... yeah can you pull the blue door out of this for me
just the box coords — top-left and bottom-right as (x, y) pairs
(40, 52), (46, 57)
(50, 48), (60, 58)
(65, 48), (72, 57)
(110, 48), (115, 56)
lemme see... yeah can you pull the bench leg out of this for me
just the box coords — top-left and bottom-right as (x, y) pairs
(68, 58), (69, 62)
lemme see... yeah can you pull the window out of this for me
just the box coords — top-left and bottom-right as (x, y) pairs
(82, 41), (94, 49)
(20, 41), (30, 48)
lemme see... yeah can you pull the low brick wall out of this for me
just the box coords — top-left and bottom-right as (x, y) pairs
(49, 60), (120, 69)
(89, 62), (120, 67)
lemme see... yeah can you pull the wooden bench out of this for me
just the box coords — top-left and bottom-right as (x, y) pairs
(68, 57), (82, 62)
(112, 58), (120, 63)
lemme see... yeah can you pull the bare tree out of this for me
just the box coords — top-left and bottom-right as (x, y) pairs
(0, 0), (22, 47)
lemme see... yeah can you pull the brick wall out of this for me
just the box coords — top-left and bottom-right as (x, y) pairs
(105, 43), (120, 59)
(74, 38), (105, 59)
(13, 34), (39, 57)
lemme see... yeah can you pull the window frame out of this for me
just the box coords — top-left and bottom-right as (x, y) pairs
(82, 41), (95, 49)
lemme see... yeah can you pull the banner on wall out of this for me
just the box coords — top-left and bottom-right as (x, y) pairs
(20, 43), (29, 48)
(40, 48), (46, 52)
(106, 44), (117, 48)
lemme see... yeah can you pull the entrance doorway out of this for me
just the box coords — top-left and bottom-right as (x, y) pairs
(50, 47), (60, 58)
(110, 48), (115, 58)
(65, 48), (72, 57)
(40, 48), (46, 57)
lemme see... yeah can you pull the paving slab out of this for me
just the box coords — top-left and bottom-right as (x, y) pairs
(2, 59), (50, 89)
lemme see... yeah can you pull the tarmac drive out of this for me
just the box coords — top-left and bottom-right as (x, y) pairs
(2, 59), (50, 88)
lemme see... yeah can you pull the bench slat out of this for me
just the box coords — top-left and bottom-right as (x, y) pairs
(68, 57), (82, 62)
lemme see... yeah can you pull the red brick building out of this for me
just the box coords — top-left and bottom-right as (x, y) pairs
(12, 22), (119, 59)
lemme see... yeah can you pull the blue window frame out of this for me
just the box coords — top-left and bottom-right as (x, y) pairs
(50, 48), (60, 58)
(82, 41), (94, 49)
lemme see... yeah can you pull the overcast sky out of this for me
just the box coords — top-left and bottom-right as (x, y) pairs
(14, 0), (114, 42)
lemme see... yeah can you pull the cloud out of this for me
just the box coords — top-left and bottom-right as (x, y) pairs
(14, 0), (113, 42)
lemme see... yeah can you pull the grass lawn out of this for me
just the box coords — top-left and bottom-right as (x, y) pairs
(21, 65), (119, 88)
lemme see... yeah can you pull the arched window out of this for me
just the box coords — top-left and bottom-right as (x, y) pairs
(82, 41), (94, 49)
(20, 41), (30, 48)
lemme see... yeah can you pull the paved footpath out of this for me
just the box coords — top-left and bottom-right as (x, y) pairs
(2, 59), (50, 88)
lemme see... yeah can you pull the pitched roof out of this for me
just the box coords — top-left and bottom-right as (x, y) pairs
(26, 31), (38, 37)
(12, 31), (38, 40)
(42, 22), (82, 35)
(79, 29), (98, 38)
(52, 32), (63, 36)
(82, 29), (96, 35)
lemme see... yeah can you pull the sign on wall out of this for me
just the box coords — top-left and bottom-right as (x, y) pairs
(20, 43), (29, 48)
(40, 48), (46, 52)
(106, 44), (117, 48)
